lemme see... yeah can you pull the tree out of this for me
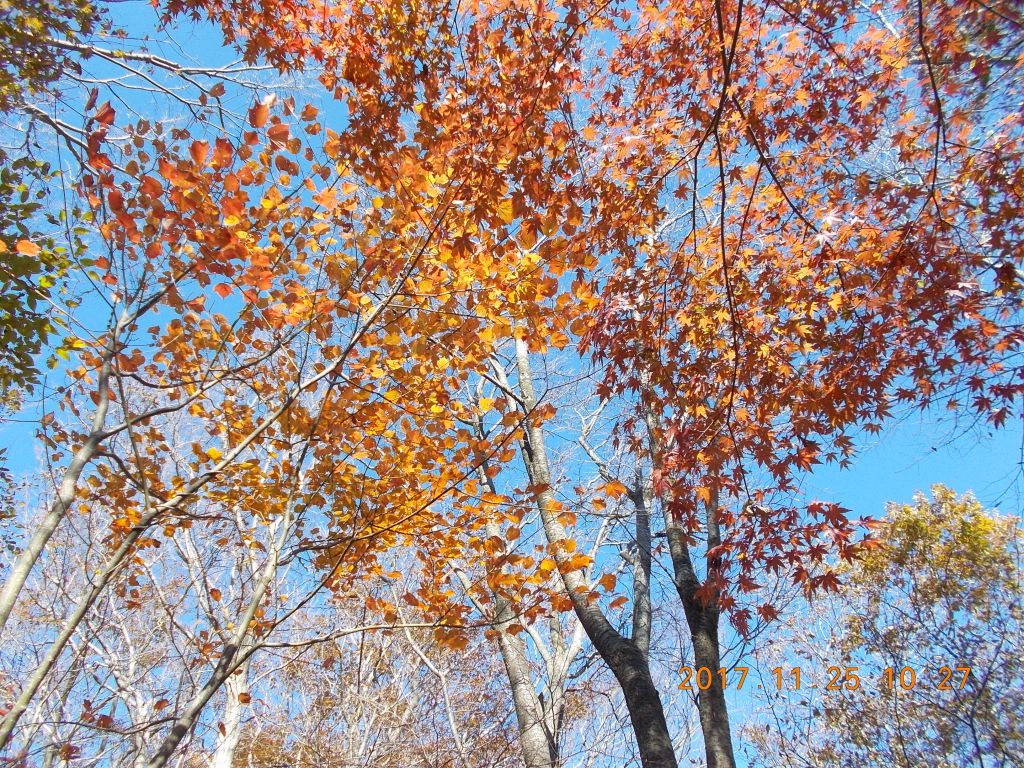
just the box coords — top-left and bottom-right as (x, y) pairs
(1, 1), (1023, 767)
(576, 2), (1024, 764)
(457, 355), (699, 768)
(746, 486), (1024, 768)
(0, 0), (97, 112)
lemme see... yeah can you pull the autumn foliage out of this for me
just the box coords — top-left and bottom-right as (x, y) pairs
(141, 0), (1024, 623)
(0, 0), (1021, 766)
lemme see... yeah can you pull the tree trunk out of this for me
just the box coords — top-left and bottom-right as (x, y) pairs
(496, 627), (557, 768)
(469, 441), (561, 768)
(0, 344), (114, 636)
(601, 631), (678, 768)
(511, 339), (678, 768)
(146, 506), (291, 768)
(660, 503), (736, 768)
(640, 386), (736, 768)
(211, 657), (250, 768)
(685, 594), (735, 768)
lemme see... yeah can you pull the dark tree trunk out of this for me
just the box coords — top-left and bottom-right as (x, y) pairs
(598, 631), (679, 768)
(684, 594), (736, 768)
(513, 340), (680, 768)
(640, 390), (736, 768)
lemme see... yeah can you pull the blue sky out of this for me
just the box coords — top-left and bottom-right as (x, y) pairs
(807, 411), (1021, 522)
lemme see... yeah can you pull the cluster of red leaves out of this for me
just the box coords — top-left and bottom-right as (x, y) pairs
(577, 0), (1024, 627)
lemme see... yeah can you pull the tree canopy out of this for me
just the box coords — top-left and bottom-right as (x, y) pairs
(0, 0), (1022, 766)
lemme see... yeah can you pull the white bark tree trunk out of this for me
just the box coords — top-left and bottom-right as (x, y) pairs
(211, 657), (251, 768)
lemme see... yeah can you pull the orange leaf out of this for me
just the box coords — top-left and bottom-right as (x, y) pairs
(93, 101), (115, 126)
(15, 240), (40, 256)
(268, 123), (290, 145)
(139, 175), (162, 198)
(190, 140), (209, 167)
(603, 480), (629, 499)
(249, 102), (269, 129)
(212, 137), (234, 168)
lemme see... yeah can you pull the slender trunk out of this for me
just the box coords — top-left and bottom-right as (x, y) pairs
(495, 627), (554, 768)
(401, 621), (472, 768)
(630, 474), (653, 659)
(211, 657), (251, 768)
(687, 601), (734, 768)
(466, 451), (558, 768)
(0, 347), (354, 750)
(0, 337), (116, 635)
(145, 506), (290, 768)
(539, 613), (578, 764)
(663, 510), (736, 768)
(486, 529), (558, 768)
(640, 391), (736, 768)
(512, 339), (678, 768)
(0, 507), (155, 749)
(0, 282), (173, 638)
(145, 639), (246, 768)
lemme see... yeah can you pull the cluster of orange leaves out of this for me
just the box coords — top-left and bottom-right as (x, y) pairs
(60, 0), (1023, 635)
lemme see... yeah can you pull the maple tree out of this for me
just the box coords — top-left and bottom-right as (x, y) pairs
(577, 2), (1024, 760)
(0, 0), (1022, 767)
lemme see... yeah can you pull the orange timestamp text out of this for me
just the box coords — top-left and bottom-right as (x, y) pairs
(678, 665), (971, 691)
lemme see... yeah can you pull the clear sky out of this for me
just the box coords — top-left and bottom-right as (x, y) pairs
(807, 410), (1022, 522)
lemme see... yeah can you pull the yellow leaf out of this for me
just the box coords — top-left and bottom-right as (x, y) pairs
(564, 553), (592, 571)
(496, 199), (514, 224)
(603, 480), (629, 499)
